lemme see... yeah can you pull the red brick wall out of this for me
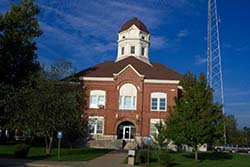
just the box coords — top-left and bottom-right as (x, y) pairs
(82, 65), (179, 137)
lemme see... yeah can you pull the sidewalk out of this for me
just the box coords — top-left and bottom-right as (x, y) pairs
(0, 150), (130, 167)
(84, 150), (129, 167)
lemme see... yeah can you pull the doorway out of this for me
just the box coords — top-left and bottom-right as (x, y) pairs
(117, 121), (136, 140)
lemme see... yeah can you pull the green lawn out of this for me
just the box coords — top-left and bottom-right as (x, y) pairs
(0, 144), (111, 161)
(136, 150), (250, 167)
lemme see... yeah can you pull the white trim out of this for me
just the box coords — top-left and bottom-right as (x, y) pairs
(150, 92), (167, 112)
(178, 86), (183, 89)
(113, 64), (145, 78)
(88, 116), (104, 135)
(79, 77), (114, 81)
(89, 90), (106, 109)
(144, 79), (179, 84)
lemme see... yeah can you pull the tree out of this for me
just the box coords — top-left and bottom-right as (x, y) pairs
(242, 127), (250, 145)
(154, 121), (168, 148)
(6, 68), (85, 155)
(166, 73), (224, 161)
(226, 115), (242, 144)
(0, 0), (42, 129)
(0, 0), (42, 86)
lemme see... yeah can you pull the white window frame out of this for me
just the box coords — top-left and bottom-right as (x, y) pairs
(150, 119), (164, 137)
(88, 116), (104, 134)
(150, 92), (167, 111)
(119, 83), (137, 110)
(89, 90), (106, 109)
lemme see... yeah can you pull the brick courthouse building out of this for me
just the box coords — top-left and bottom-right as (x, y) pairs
(75, 18), (182, 147)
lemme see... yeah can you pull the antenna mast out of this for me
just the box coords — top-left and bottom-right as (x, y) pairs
(207, 0), (226, 144)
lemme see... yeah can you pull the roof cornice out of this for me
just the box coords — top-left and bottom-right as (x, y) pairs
(79, 77), (114, 81)
(144, 79), (180, 84)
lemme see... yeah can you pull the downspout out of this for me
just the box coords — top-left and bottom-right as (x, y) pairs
(141, 78), (144, 137)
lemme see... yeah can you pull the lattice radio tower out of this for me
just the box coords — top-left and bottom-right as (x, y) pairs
(207, 0), (226, 144)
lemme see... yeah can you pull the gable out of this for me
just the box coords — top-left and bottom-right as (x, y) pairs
(113, 64), (144, 78)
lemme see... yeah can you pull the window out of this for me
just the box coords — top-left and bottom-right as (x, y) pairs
(151, 92), (167, 111)
(130, 46), (135, 54)
(141, 36), (145, 40)
(88, 116), (104, 134)
(150, 119), (164, 137)
(123, 36), (125, 39)
(121, 47), (124, 55)
(89, 90), (106, 109)
(141, 47), (145, 56)
(119, 83), (137, 110)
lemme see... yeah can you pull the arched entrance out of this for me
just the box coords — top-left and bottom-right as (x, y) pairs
(117, 121), (136, 140)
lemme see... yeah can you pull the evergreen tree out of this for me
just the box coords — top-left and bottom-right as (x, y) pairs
(154, 121), (168, 148)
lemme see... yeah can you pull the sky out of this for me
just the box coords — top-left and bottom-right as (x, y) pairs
(1, 0), (250, 128)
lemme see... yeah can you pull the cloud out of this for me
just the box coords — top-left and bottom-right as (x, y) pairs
(225, 90), (250, 97)
(151, 36), (168, 49)
(194, 54), (207, 65)
(226, 102), (250, 107)
(0, 0), (204, 71)
(177, 30), (189, 38)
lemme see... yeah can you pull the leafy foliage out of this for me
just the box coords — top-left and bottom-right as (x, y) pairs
(0, 0), (42, 128)
(158, 150), (172, 167)
(154, 120), (168, 148)
(0, 0), (42, 86)
(14, 144), (31, 158)
(6, 70), (85, 154)
(226, 115), (241, 144)
(166, 72), (224, 160)
(138, 149), (152, 163)
(226, 115), (250, 145)
(242, 126), (250, 145)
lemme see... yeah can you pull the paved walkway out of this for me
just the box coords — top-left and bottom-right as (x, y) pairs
(0, 150), (131, 167)
(83, 150), (129, 167)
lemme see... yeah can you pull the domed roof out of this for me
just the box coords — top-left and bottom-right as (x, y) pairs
(118, 17), (149, 33)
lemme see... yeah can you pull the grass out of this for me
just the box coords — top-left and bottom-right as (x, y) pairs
(135, 149), (250, 167)
(0, 144), (111, 161)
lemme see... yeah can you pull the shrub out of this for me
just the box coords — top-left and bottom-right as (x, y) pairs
(138, 149), (151, 163)
(158, 150), (172, 167)
(14, 144), (30, 158)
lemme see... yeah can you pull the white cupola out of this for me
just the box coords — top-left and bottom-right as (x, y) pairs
(116, 17), (150, 64)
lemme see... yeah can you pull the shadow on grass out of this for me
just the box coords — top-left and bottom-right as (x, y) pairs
(27, 155), (50, 160)
(183, 152), (233, 161)
(0, 153), (14, 158)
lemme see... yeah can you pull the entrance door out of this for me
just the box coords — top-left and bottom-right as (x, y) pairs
(117, 121), (136, 140)
(123, 126), (131, 140)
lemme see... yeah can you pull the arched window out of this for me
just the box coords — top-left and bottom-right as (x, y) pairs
(89, 90), (106, 109)
(151, 92), (167, 111)
(119, 83), (137, 110)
